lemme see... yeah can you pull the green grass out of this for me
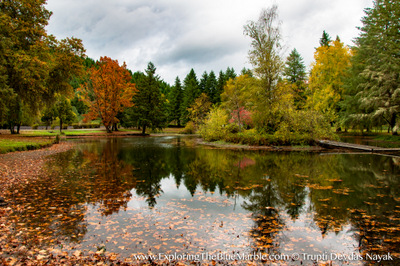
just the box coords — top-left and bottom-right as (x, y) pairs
(373, 134), (400, 141)
(22, 129), (105, 136)
(0, 138), (55, 154)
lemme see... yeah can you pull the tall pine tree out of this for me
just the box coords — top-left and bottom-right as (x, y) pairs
(181, 69), (199, 124)
(353, 0), (400, 134)
(168, 77), (183, 126)
(131, 62), (166, 134)
(284, 48), (307, 108)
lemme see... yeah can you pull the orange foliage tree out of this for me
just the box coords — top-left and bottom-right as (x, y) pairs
(79, 56), (136, 133)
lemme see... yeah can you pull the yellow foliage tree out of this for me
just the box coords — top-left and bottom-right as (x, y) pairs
(307, 38), (352, 123)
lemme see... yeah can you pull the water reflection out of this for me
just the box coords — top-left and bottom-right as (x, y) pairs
(5, 136), (400, 264)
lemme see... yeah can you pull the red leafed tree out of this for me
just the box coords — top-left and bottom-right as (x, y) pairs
(79, 56), (136, 133)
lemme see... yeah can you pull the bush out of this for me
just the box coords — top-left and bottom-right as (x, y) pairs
(198, 107), (228, 141)
(72, 122), (101, 129)
(225, 123), (239, 134)
(31, 124), (39, 130)
(181, 121), (196, 134)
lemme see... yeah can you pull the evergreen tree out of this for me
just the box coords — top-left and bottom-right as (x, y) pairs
(168, 77), (183, 126)
(206, 71), (218, 104)
(215, 70), (226, 104)
(352, 0), (400, 134)
(284, 48), (307, 108)
(319, 30), (332, 47)
(240, 67), (253, 77)
(131, 62), (166, 134)
(199, 71), (209, 95)
(181, 69), (199, 124)
(225, 67), (237, 81)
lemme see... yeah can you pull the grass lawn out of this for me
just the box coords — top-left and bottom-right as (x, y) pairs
(21, 129), (105, 136)
(0, 138), (55, 154)
(0, 127), (186, 154)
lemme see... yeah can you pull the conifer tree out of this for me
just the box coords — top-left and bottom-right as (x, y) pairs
(284, 48), (307, 108)
(131, 62), (166, 134)
(169, 77), (183, 126)
(181, 69), (199, 124)
(353, 0), (400, 134)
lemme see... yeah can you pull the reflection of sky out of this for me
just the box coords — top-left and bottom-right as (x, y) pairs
(32, 137), (399, 264)
(77, 174), (361, 262)
(79, 175), (255, 257)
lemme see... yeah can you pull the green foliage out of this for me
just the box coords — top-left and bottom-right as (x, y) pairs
(181, 69), (200, 124)
(168, 77), (183, 126)
(319, 30), (332, 47)
(128, 62), (167, 135)
(344, 0), (400, 134)
(55, 96), (76, 133)
(284, 48), (307, 108)
(0, 0), (85, 134)
(72, 123), (101, 129)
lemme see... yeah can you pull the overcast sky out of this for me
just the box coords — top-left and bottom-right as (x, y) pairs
(45, 0), (373, 84)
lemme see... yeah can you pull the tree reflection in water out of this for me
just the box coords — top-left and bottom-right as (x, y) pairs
(4, 137), (400, 263)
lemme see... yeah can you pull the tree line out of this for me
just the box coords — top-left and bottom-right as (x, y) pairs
(1, 0), (399, 140)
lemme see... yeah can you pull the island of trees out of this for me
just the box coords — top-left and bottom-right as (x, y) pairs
(1, 0), (399, 146)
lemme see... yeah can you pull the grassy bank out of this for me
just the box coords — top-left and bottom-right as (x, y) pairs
(0, 127), (186, 154)
(0, 138), (56, 154)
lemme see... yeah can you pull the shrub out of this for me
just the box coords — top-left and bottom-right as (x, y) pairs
(181, 121), (196, 134)
(31, 124), (39, 130)
(225, 123), (239, 134)
(72, 122), (101, 129)
(198, 107), (228, 141)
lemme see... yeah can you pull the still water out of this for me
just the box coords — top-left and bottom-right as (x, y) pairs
(7, 136), (400, 264)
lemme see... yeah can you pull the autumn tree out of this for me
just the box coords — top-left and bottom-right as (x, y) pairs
(79, 56), (136, 133)
(306, 38), (352, 124)
(0, 0), (85, 133)
(187, 93), (212, 128)
(243, 5), (287, 131)
(244, 5), (283, 96)
(222, 75), (256, 132)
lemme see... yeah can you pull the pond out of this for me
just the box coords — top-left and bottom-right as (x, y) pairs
(6, 136), (400, 264)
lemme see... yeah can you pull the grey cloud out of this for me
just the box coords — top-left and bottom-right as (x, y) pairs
(45, 0), (373, 83)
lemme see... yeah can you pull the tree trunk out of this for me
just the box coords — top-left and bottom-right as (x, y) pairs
(105, 125), (112, 133)
(17, 122), (20, 134)
(391, 114), (397, 135)
(142, 124), (146, 135)
(112, 122), (118, 131)
(10, 123), (16, 134)
(59, 119), (63, 133)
